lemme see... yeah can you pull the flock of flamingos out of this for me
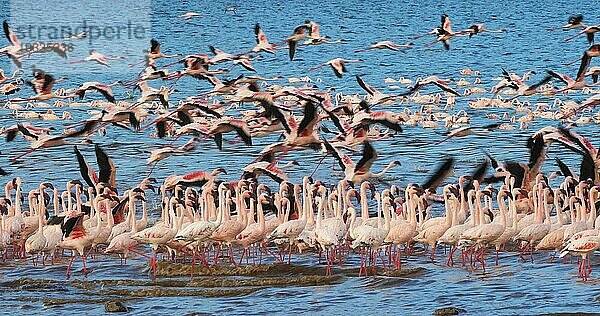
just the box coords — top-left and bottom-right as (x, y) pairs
(1, 13), (600, 281)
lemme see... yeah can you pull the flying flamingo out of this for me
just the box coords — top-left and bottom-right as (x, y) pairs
(547, 15), (585, 31)
(74, 81), (122, 103)
(398, 76), (461, 97)
(575, 44), (600, 80)
(354, 41), (413, 53)
(0, 20), (23, 67)
(11, 74), (74, 102)
(322, 139), (401, 184)
(208, 118), (252, 150)
(180, 12), (202, 20)
(69, 50), (124, 67)
(252, 23), (275, 54)
(423, 14), (467, 50)
(284, 22), (311, 61)
(565, 24), (600, 44)
(309, 58), (363, 78)
(461, 24), (506, 37)
(355, 75), (396, 105)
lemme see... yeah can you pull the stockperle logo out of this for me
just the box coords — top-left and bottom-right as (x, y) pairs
(5, 0), (151, 75)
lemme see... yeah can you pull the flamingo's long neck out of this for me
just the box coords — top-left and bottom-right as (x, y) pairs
(588, 190), (597, 228)
(382, 197), (391, 232)
(475, 191), (484, 226)
(375, 193), (381, 223)
(247, 198), (255, 226)
(257, 197), (265, 232)
(372, 162), (397, 178)
(360, 186), (369, 219)
(4, 185), (11, 207)
(239, 194), (247, 228)
(37, 190), (45, 233)
(449, 194), (458, 226)
(176, 204), (185, 232)
(75, 188), (82, 214)
(467, 190), (476, 225)
(497, 194), (507, 228)
(14, 184), (21, 217)
(53, 189), (60, 217)
(337, 183), (345, 214)
(128, 199), (138, 235)
(214, 190), (225, 227)
(95, 199), (103, 228)
(67, 187), (73, 213)
(408, 194), (417, 226)
(316, 196), (324, 228)
(106, 199), (115, 228)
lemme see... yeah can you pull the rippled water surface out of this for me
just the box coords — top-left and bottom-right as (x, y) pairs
(1, 0), (600, 314)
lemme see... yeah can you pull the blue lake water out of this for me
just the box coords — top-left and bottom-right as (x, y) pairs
(0, 0), (600, 314)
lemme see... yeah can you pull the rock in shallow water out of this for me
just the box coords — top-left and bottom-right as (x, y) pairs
(433, 307), (466, 315)
(105, 301), (128, 313)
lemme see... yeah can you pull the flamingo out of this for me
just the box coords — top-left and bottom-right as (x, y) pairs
(211, 189), (251, 265)
(57, 213), (94, 277)
(0, 69), (23, 84)
(560, 232), (600, 281)
(322, 139), (401, 184)
(105, 192), (145, 264)
(399, 76), (461, 97)
(147, 39), (180, 60)
(235, 193), (267, 265)
(565, 24), (600, 44)
(69, 50), (124, 67)
(180, 12), (202, 20)
(208, 118), (252, 150)
(74, 81), (122, 103)
(174, 184), (225, 244)
(435, 123), (501, 145)
(0, 21), (23, 67)
(131, 197), (180, 278)
(355, 75), (396, 105)
(285, 22), (311, 61)
(24, 188), (49, 264)
(423, 14), (467, 50)
(461, 24), (506, 37)
(269, 183), (307, 263)
(414, 185), (453, 261)
(351, 192), (391, 276)
(354, 41), (413, 53)
(514, 186), (552, 262)
(89, 198), (115, 251)
(547, 15), (585, 31)
(461, 187), (509, 271)
(309, 58), (362, 78)
(11, 74), (74, 103)
(42, 188), (64, 263)
(252, 23), (275, 54)
(547, 70), (598, 94)
(439, 188), (474, 266)
(313, 185), (347, 275)
(576, 44), (600, 81)
(384, 187), (419, 268)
